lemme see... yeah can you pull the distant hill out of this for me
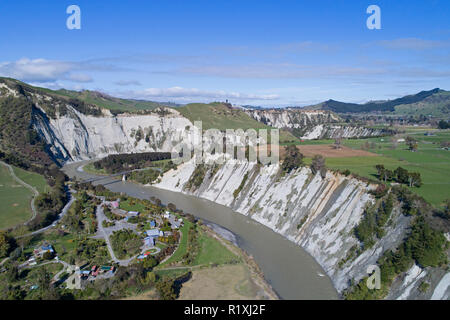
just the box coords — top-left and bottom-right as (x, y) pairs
(306, 88), (449, 116)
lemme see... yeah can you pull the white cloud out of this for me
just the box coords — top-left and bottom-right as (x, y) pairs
(0, 58), (94, 83)
(177, 64), (385, 79)
(114, 80), (142, 86)
(121, 87), (279, 103)
(378, 38), (449, 50)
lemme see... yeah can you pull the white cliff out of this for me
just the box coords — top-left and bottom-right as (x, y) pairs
(31, 104), (192, 163)
(245, 108), (385, 139)
(154, 159), (445, 298)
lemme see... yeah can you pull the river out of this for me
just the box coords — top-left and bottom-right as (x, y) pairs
(64, 161), (338, 300)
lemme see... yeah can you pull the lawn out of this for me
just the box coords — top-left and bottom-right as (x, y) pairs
(0, 164), (34, 229)
(12, 166), (50, 194)
(193, 230), (238, 266)
(119, 199), (147, 212)
(158, 220), (193, 267)
(83, 163), (108, 175)
(317, 129), (450, 207)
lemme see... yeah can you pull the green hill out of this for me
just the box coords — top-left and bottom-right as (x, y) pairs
(177, 102), (299, 143)
(307, 88), (449, 116)
(177, 102), (271, 130)
(47, 88), (176, 114)
(393, 90), (450, 117)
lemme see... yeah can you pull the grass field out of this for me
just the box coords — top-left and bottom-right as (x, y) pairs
(178, 264), (261, 300)
(315, 129), (450, 207)
(0, 164), (34, 230)
(83, 163), (108, 175)
(193, 230), (238, 266)
(0, 164), (50, 230)
(12, 166), (50, 194)
(119, 199), (147, 212)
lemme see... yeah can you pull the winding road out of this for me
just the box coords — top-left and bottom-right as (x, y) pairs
(16, 189), (76, 239)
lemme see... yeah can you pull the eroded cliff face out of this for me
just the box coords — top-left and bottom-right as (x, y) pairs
(245, 109), (385, 139)
(0, 80), (194, 164)
(31, 104), (192, 163)
(154, 160), (449, 299)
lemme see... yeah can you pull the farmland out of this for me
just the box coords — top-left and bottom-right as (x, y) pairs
(0, 163), (50, 230)
(301, 128), (450, 207)
(0, 164), (34, 229)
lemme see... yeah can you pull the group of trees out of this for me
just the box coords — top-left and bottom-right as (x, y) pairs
(281, 144), (304, 173)
(110, 230), (142, 259)
(346, 188), (448, 300)
(354, 194), (394, 249)
(438, 120), (450, 129)
(93, 152), (172, 174)
(310, 155), (327, 178)
(0, 232), (16, 258)
(375, 164), (422, 187)
(281, 145), (327, 178)
(182, 225), (200, 265)
(405, 136), (418, 151)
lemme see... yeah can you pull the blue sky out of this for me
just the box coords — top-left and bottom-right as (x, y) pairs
(0, 0), (449, 106)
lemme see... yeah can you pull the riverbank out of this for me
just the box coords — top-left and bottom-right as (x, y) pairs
(199, 223), (279, 300)
(64, 160), (338, 299)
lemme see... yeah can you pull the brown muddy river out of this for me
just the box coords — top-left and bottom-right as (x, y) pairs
(64, 161), (338, 300)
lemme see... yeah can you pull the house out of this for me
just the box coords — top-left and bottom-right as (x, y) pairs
(168, 215), (182, 229)
(34, 245), (55, 257)
(146, 229), (160, 238)
(127, 211), (140, 217)
(150, 220), (156, 228)
(99, 266), (115, 274)
(144, 236), (155, 247)
(397, 138), (405, 142)
(111, 208), (128, 216)
(110, 201), (119, 208)
(163, 212), (170, 219)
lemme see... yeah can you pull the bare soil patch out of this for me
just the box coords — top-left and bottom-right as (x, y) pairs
(257, 144), (378, 159)
(178, 264), (263, 300)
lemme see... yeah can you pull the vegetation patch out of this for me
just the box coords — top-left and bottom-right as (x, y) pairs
(233, 172), (249, 199)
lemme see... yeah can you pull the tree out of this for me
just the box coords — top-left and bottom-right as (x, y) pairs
(394, 167), (409, 184)
(405, 136), (418, 152)
(407, 217), (447, 268)
(281, 145), (304, 173)
(311, 155), (326, 178)
(0, 232), (15, 258)
(167, 203), (177, 212)
(334, 137), (342, 149)
(408, 172), (422, 187)
(156, 279), (176, 300)
(375, 164), (385, 180)
(384, 169), (394, 182)
(438, 120), (450, 129)
(375, 165), (394, 182)
(43, 250), (54, 260)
